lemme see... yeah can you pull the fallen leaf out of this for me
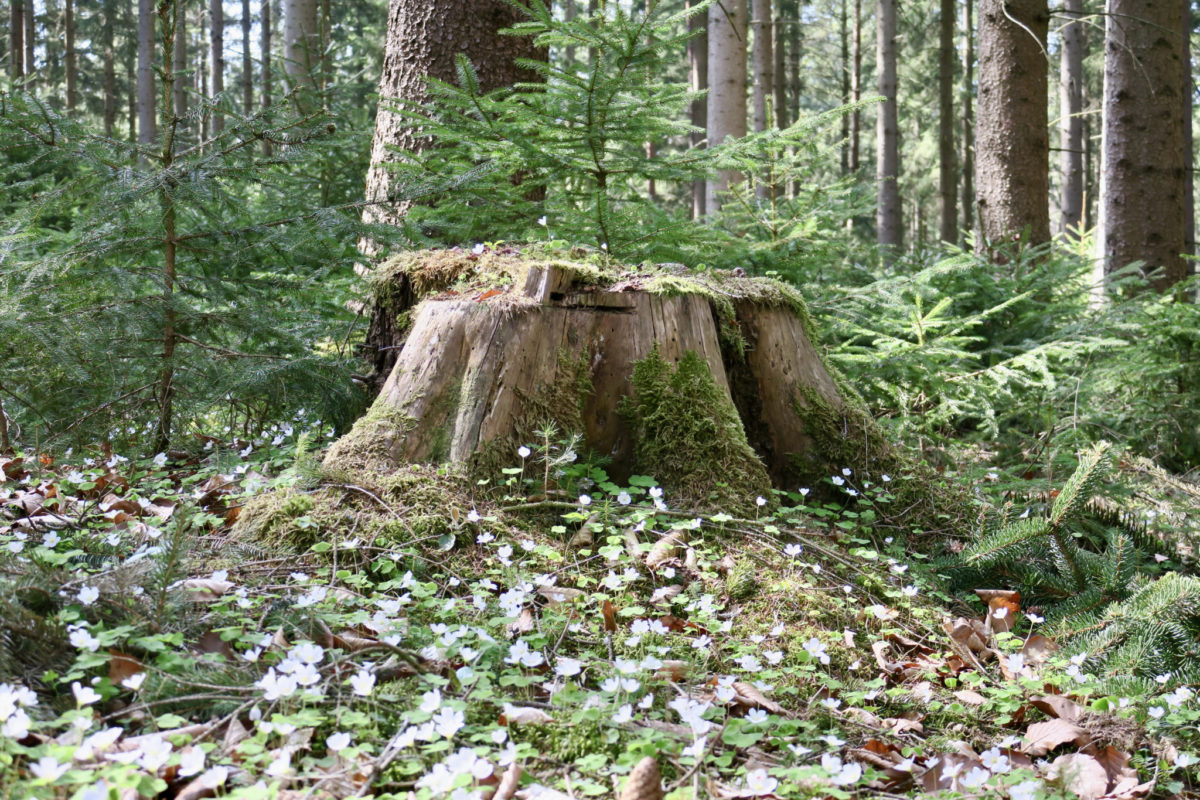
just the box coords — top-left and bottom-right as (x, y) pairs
(108, 650), (143, 686)
(173, 578), (234, 602)
(1046, 753), (1109, 800)
(1030, 694), (1084, 722)
(619, 756), (663, 800)
(507, 608), (535, 637)
(488, 763), (523, 800)
(733, 681), (784, 715)
(646, 532), (684, 568)
(1022, 634), (1056, 664)
(953, 689), (986, 706)
(653, 660), (689, 682)
(501, 705), (555, 725)
(650, 585), (682, 606)
(881, 717), (924, 735)
(602, 600), (618, 632)
(1023, 718), (1090, 756)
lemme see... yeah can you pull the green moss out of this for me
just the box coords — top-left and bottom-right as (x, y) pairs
(321, 401), (416, 476)
(726, 558), (759, 599)
(619, 347), (772, 514)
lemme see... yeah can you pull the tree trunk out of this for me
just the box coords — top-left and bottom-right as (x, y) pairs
(197, 3), (208, 140)
(261, 0), (272, 154)
(329, 254), (867, 513)
(361, 0), (546, 235)
(688, 0), (707, 219)
(773, 1), (787, 128)
(850, 0), (861, 171)
(65, 0), (76, 110)
(975, 0), (1049, 252)
(283, 0), (318, 94)
(961, 0), (974, 243)
(705, 0), (747, 214)
(1100, 0), (1188, 289)
(938, 0), (956, 243)
(1183, 0), (1195, 258)
(564, 0), (576, 66)
(138, 0), (156, 145)
(210, 0), (224, 133)
(752, 0), (773, 201)
(876, 0), (901, 259)
(644, 0), (657, 204)
(23, 0), (32, 80)
(174, 5), (187, 119)
(839, 0), (850, 174)
(11, 0), (24, 80)
(1059, 0), (1084, 238)
(103, 0), (115, 135)
(242, 0), (253, 115)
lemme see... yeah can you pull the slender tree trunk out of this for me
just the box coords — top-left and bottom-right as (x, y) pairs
(11, 0), (24, 80)
(65, 0), (77, 110)
(688, 0), (707, 219)
(773, 1), (787, 128)
(786, 0), (800, 130)
(320, 0), (331, 107)
(1183, 0), (1195, 258)
(938, 0), (956, 242)
(850, 0), (861, 171)
(197, 3), (208, 140)
(23, 0), (33, 80)
(242, 0), (253, 115)
(839, 0), (849, 174)
(565, 0), (577, 66)
(705, 0), (747, 214)
(283, 0), (319, 95)
(210, 0), (224, 132)
(976, 0), (1049, 251)
(174, 6), (187, 118)
(155, 0), (181, 451)
(1060, 0), (1084, 238)
(645, 0), (657, 203)
(128, 6), (137, 143)
(1100, 0), (1187, 289)
(0, 390), (9, 455)
(103, 0), (115, 135)
(961, 0), (974, 242)
(876, 0), (902, 258)
(138, 0), (156, 145)
(752, 0), (773, 200)
(262, 0), (273, 154)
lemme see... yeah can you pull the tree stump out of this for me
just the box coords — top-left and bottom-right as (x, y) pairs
(329, 250), (881, 511)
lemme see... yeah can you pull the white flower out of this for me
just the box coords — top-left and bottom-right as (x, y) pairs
(77, 585), (100, 606)
(420, 688), (443, 714)
(1026, 612), (1044, 624)
(472, 243), (486, 256)
(612, 704), (633, 724)
(350, 669), (376, 697)
(617, 491), (632, 505)
(831, 476), (845, 486)
(506, 640), (544, 668)
(538, 215), (548, 226)
(682, 736), (707, 759)
(256, 669), (298, 701)
(72, 682), (101, 706)
(69, 626), (101, 652)
(784, 543), (803, 557)
(1149, 706), (1166, 719)
(1009, 779), (1042, 800)
(467, 508), (481, 523)
(121, 673), (146, 691)
(979, 747), (1011, 774)
(1005, 653), (1025, 674)
(798, 487), (810, 497)
(960, 766), (991, 789)
(518, 446), (531, 458)
(41, 531), (61, 549)
(804, 637), (830, 665)
(326, 731), (352, 752)
(265, 750), (292, 777)
(291, 642), (324, 665)
(178, 746), (205, 777)
(555, 657), (583, 677)
(881, 474), (891, 482)
(745, 768), (778, 794)
(30, 755), (69, 781)
(755, 496), (767, 507)
(152, 452), (168, 468)
(579, 494), (591, 506)
(746, 708), (768, 724)
(138, 736), (173, 771)
(432, 707), (465, 739)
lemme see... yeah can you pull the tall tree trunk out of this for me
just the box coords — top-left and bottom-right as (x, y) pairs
(1060, 0), (1085, 237)
(938, 0), (956, 242)
(283, 0), (319, 95)
(1100, 0), (1187, 289)
(850, 0), (861, 171)
(688, 0), (707, 219)
(839, 0), (849, 174)
(23, 0), (33, 80)
(876, 0), (902, 258)
(705, 0), (747, 214)
(210, 0), (224, 133)
(262, 0), (273, 154)
(773, 1), (787, 128)
(65, 0), (76, 110)
(138, 0), (155, 145)
(645, 0), (657, 204)
(564, 0), (576, 66)
(1183, 0), (1195, 258)
(975, 0), (1049, 251)
(155, 0), (181, 451)
(961, 0), (974, 242)
(11, 0), (24, 80)
(103, 0), (115, 135)
(197, 3), (208, 140)
(174, 5), (187, 118)
(242, 0), (253, 115)
(752, 0), (772, 200)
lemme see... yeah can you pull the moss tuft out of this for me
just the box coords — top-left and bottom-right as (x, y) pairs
(619, 348), (772, 514)
(322, 401), (416, 476)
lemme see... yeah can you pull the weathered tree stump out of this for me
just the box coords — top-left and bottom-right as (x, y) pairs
(329, 250), (880, 511)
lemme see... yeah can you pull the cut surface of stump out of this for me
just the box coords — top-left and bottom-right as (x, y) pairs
(329, 248), (884, 511)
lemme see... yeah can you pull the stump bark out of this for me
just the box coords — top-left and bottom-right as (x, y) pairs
(329, 251), (870, 509)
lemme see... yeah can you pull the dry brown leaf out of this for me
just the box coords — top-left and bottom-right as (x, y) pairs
(919, 754), (979, 793)
(624, 528), (643, 559)
(223, 717), (251, 750)
(646, 533), (684, 568)
(537, 586), (583, 605)
(1023, 718), (1090, 756)
(650, 585), (682, 606)
(1022, 634), (1056, 664)
(1092, 744), (1135, 785)
(881, 717), (924, 735)
(684, 547), (698, 571)
(654, 660), (689, 682)
(619, 756), (663, 800)
(100, 493), (142, 516)
(487, 763), (523, 800)
(173, 578), (234, 602)
(733, 681), (785, 715)
(333, 632), (379, 652)
(602, 600), (618, 632)
(845, 707), (882, 728)
(1046, 753), (1110, 800)
(501, 705), (555, 725)
(1030, 694), (1084, 722)
(107, 650), (143, 687)
(507, 608), (536, 637)
(175, 765), (234, 800)
(952, 689), (986, 706)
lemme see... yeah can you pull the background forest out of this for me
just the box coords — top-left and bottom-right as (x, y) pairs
(1, 1), (1200, 799)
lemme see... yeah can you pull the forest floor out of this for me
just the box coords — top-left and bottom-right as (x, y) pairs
(0, 419), (1196, 800)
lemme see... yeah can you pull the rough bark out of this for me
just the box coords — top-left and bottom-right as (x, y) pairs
(705, 0), (747, 214)
(1184, 0), (1195, 258)
(938, 0), (956, 243)
(283, 0), (318, 94)
(210, 0), (224, 133)
(65, 0), (76, 110)
(961, 0), (974, 242)
(839, 0), (850, 174)
(261, 0), (272, 154)
(752, 0), (773, 200)
(11, 0), (24, 81)
(174, 5), (187, 119)
(23, 0), (32, 79)
(850, 0), (861, 171)
(975, 0), (1049, 251)
(138, 0), (156, 145)
(688, 0), (707, 219)
(330, 255), (855, 509)
(103, 0), (115, 135)
(1100, 0), (1188, 289)
(773, 0), (787, 129)
(876, 0), (901, 259)
(197, 3), (208, 140)
(564, 0), (577, 66)
(1060, 0), (1084, 237)
(361, 0), (545, 235)
(242, 0), (253, 115)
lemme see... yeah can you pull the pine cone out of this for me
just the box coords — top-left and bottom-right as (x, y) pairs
(618, 757), (663, 800)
